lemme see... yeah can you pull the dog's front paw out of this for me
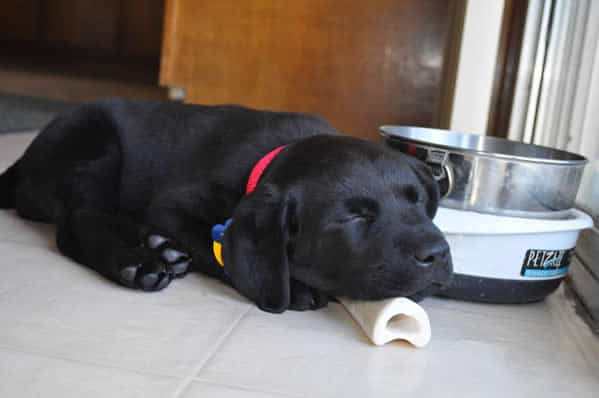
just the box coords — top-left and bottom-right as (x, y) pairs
(145, 234), (191, 278)
(289, 279), (329, 311)
(119, 259), (173, 291)
(117, 234), (192, 291)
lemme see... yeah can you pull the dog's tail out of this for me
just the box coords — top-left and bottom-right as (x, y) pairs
(0, 161), (19, 209)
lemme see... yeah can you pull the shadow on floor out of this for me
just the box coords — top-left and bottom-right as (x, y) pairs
(0, 93), (77, 134)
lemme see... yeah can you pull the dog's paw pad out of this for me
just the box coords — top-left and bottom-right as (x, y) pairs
(137, 270), (171, 291)
(155, 275), (171, 290)
(140, 272), (159, 289)
(162, 248), (187, 263)
(136, 260), (172, 291)
(170, 260), (190, 277)
(147, 234), (169, 249)
(128, 235), (192, 283)
(118, 260), (173, 291)
(160, 247), (190, 277)
(120, 265), (139, 286)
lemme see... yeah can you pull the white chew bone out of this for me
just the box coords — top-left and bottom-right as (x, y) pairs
(338, 297), (431, 347)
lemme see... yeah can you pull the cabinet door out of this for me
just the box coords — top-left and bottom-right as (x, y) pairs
(160, 0), (459, 139)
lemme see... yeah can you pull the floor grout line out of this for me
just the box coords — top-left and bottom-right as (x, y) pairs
(548, 286), (599, 372)
(192, 379), (306, 398)
(0, 344), (181, 380)
(170, 306), (252, 398)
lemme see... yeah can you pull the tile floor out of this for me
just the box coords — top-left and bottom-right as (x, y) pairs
(1, 133), (598, 397)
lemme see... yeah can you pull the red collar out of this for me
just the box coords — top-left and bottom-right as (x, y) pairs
(212, 145), (287, 268)
(245, 145), (287, 194)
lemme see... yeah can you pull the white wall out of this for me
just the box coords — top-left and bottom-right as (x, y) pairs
(449, 0), (505, 135)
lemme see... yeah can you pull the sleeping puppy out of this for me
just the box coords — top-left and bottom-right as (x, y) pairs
(0, 99), (452, 313)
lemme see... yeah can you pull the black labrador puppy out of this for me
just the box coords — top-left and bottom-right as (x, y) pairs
(0, 99), (452, 313)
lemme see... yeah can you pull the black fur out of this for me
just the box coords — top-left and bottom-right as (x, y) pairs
(0, 99), (452, 313)
(0, 163), (17, 208)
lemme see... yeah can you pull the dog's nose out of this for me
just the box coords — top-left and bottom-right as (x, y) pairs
(414, 240), (450, 268)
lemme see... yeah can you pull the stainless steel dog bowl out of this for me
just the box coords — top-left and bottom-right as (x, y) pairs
(381, 126), (588, 218)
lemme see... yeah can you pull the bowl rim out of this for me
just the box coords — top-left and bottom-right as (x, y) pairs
(380, 126), (588, 166)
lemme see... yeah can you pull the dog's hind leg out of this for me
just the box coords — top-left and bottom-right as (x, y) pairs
(54, 144), (192, 291)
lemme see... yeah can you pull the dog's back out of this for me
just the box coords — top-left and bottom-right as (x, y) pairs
(0, 99), (336, 221)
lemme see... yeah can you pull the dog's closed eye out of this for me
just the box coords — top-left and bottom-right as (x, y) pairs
(404, 185), (421, 204)
(320, 198), (379, 247)
(393, 185), (422, 205)
(340, 197), (379, 223)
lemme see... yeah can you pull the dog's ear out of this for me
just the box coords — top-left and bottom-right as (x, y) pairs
(405, 156), (440, 219)
(222, 184), (292, 313)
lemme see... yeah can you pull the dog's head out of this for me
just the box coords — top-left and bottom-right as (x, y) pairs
(223, 136), (453, 312)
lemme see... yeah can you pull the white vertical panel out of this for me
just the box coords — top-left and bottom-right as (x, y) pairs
(522, 0), (553, 144)
(533, 0), (577, 148)
(528, 0), (596, 152)
(507, 0), (544, 142)
(567, 0), (599, 157)
(577, 48), (599, 161)
(554, 0), (590, 150)
(572, 1), (599, 215)
(449, 0), (505, 135)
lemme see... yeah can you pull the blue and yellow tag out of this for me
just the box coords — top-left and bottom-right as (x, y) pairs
(211, 219), (232, 267)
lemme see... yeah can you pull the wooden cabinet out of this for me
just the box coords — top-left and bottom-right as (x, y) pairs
(0, 0), (166, 101)
(0, 0), (463, 137)
(160, 0), (462, 139)
(0, 0), (164, 58)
